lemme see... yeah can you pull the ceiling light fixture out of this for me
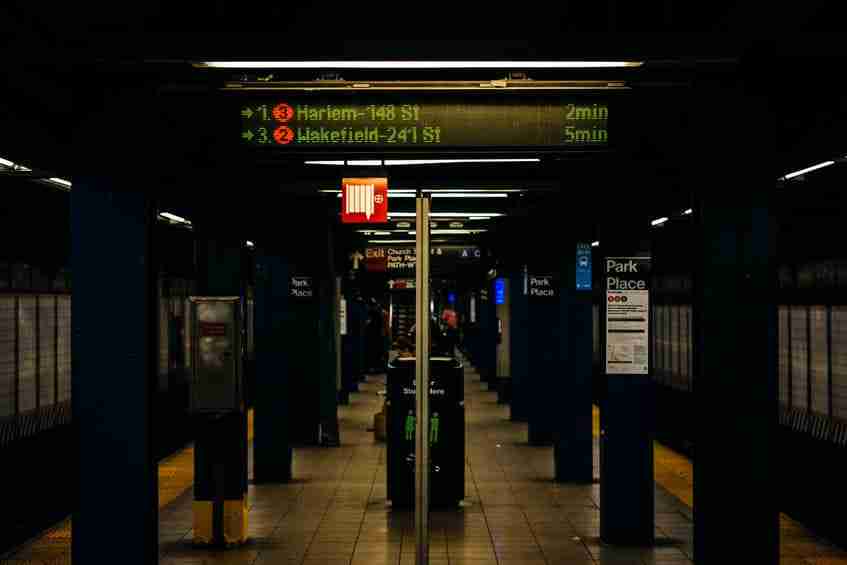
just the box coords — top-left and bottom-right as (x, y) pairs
(682, 208), (693, 215)
(409, 229), (487, 235)
(780, 160), (836, 180)
(383, 158), (539, 166)
(197, 60), (643, 70)
(326, 189), (509, 198)
(388, 212), (504, 218)
(431, 192), (508, 198)
(651, 217), (668, 227)
(367, 239), (417, 244)
(591, 241), (600, 247)
(0, 156), (31, 172)
(47, 177), (72, 189)
(307, 158), (540, 166)
(159, 212), (192, 226)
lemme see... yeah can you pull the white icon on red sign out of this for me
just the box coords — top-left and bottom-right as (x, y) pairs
(341, 178), (389, 223)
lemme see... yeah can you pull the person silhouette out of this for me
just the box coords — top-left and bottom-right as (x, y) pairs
(405, 410), (415, 441)
(430, 412), (440, 446)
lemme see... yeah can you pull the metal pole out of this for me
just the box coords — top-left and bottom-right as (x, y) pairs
(415, 194), (431, 565)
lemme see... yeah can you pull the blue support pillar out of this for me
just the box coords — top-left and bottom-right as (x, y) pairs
(527, 270), (564, 446)
(599, 238), (655, 545)
(253, 252), (293, 482)
(509, 269), (529, 422)
(554, 261), (594, 483)
(477, 282), (497, 388)
(72, 178), (158, 565)
(692, 86), (777, 563)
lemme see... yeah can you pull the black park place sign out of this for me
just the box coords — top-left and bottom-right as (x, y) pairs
(529, 275), (557, 298)
(290, 276), (314, 299)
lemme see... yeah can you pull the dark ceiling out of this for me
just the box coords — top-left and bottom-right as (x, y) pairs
(2, 5), (847, 260)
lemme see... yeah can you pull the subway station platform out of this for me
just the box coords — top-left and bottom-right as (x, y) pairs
(4, 358), (846, 565)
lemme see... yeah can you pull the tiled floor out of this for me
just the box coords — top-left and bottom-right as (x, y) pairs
(4, 357), (847, 564)
(156, 358), (695, 565)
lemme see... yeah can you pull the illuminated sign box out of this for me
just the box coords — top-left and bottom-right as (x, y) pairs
(495, 278), (506, 305)
(238, 96), (610, 149)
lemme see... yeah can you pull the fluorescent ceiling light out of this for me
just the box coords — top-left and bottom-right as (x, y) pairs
(591, 241), (600, 247)
(383, 158), (539, 166)
(432, 212), (503, 218)
(409, 229), (487, 235)
(387, 212), (504, 218)
(425, 188), (524, 193)
(368, 239), (417, 244)
(197, 60), (643, 70)
(431, 192), (507, 198)
(651, 217), (668, 226)
(245, 240), (255, 248)
(159, 212), (192, 225)
(781, 160), (836, 180)
(467, 216), (491, 220)
(682, 208), (693, 215)
(47, 177), (72, 188)
(328, 189), (507, 198)
(334, 190), (417, 198)
(307, 158), (539, 166)
(0, 156), (31, 171)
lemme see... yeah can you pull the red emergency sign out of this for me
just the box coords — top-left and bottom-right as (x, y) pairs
(341, 178), (388, 223)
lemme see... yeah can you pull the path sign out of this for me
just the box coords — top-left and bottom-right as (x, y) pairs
(605, 257), (650, 374)
(341, 178), (388, 223)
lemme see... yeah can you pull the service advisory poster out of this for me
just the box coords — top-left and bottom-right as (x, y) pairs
(605, 257), (651, 375)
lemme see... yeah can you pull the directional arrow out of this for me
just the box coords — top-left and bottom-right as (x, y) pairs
(241, 130), (254, 141)
(241, 108), (253, 119)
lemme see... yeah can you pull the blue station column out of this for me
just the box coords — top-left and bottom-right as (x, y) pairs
(526, 266), (559, 446)
(508, 267), (529, 422)
(599, 237), (655, 545)
(555, 243), (594, 482)
(72, 176), (158, 564)
(691, 85), (778, 563)
(524, 233), (593, 481)
(254, 202), (340, 483)
(253, 246), (293, 482)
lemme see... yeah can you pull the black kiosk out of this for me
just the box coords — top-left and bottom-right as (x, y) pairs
(386, 356), (464, 508)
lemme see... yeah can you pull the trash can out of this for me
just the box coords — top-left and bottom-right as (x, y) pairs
(386, 356), (464, 509)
